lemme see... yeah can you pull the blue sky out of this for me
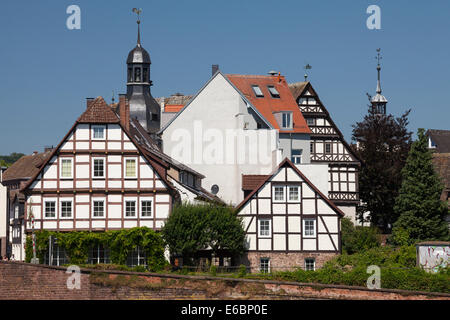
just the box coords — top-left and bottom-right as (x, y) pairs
(0, 0), (449, 154)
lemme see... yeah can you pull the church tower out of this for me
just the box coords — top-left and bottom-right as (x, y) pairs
(126, 9), (161, 133)
(370, 48), (387, 115)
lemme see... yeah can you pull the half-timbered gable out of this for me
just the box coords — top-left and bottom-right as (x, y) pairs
(21, 97), (176, 233)
(235, 158), (342, 272)
(289, 82), (362, 223)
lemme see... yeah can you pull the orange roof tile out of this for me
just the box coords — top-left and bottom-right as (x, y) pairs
(226, 74), (311, 134)
(164, 104), (184, 113)
(77, 97), (120, 123)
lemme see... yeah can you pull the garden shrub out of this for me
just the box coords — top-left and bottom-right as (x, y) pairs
(341, 217), (381, 254)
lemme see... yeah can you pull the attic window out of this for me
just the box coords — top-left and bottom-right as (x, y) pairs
(282, 112), (292, 129)
(267, 86), (280, 98)
(251, 85), (264, 98)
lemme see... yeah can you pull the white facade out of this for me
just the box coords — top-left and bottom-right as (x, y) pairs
(0, 180), (7, 257)
(161, 72), (281, 205)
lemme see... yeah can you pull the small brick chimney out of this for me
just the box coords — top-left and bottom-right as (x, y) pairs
(86, 98), (95, 109)
(119, 94), (130, 131)
(212, 64), (219, 77)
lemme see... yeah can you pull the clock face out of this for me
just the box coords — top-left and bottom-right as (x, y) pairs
(211, 184), (219, 195)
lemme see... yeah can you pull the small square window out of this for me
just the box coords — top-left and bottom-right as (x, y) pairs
(126, 201), (136, 217)
(305, 258), (315, 271)
(61, 201), (72, 218)
(93, 200), (104, 217)
(259, 219), (271, 237)
(260, 258), (270, 273)
(306, 118), (314, 126)
(92, 126), (105, 140)
(252, 85), (264, 97)
(45, 201), (56, 218)
(291, 149), (302, 164)
(267, 86), (280, 98)
(141, 200), (152, 217)
(288, 186), (300, 202)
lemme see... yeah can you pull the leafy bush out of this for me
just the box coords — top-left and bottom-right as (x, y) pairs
(25, 227), (167, 271)
(341, 217), (381, 254)
(238, 264), (247, 278)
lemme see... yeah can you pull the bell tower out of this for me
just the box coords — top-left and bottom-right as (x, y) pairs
(370, 48), (388, 115)
(126, 8), (161, 133)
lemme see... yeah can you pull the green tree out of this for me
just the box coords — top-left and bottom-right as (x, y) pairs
(392, 128), (449, 243)
(341, 217), (380, 254)
(0, 152), (25, 167)
(162, 203), (246, 263)
(352, 107), (412, 232)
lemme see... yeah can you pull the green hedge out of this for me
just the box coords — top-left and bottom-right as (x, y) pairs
(25, 227), (167, 271)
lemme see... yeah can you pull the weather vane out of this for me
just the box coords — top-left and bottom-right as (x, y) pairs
(304, 64), (312, 81)
(376, 48), (382, 66)
(132, 8), (142, 23)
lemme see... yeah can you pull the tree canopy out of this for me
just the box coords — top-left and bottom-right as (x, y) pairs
(352, 107), (412, 232)
(161, 203), (246, 262)
(392, 128), (449, 243)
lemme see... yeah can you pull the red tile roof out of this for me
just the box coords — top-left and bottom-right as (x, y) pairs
(2, 150), (52, 182)
(164, 104), (184, 113)
(242, 174), (271, 191)
(226, 74), (311, 134)
(77, 97), (120, 123)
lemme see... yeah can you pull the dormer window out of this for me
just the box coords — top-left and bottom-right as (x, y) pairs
(282, 112), (292, 129)
(251, 85), (264, 98)
(267, 86), (280, 98)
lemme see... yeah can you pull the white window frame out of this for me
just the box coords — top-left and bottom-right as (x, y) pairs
(124, 157), (137, 179)
(92, 198), (105, 218)
(272, 185), (285, 202)
(305, 258), (316, 271)
(303, 218), (316, 238)
(281, 112), (292, 129)
(258, 219), (271, 238)
(288, 185), (301, 202)
(140, 198), (153, 218)
(60, 158), (73, 179)
(251, 85), (264, 98)
(44, 199), (57, 219)
(291, 149), (302, 164)
(260, 258), (270, 273)
(92, 157), (105, 179)
(92, 125), (106, 140)
(124, 198), (137, 218)
(59, 199), (73, 219)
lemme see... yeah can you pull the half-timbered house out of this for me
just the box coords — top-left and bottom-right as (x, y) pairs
(235, 158), (343, 272)
(289, 82), (362, 224)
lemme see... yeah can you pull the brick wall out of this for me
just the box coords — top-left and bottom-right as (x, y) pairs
(0, 261), (448, 300)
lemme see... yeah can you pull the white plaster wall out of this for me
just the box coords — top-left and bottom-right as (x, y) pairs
(295, 163), (330, 195)
(0, 182), (6, 239)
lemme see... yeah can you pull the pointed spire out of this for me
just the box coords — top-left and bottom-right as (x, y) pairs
(376, 48), (382, 94)
(132, 8), (142, 46)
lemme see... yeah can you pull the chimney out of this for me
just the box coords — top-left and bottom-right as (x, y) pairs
(212, 64), (219, 76)
(32, 151), (38, 156)
(86, 98), (95, 109)
(119, 94), (130, 131)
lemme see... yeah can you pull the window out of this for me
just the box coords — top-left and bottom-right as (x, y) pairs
(259, 219), (271, 238)
(60, 201), (72, 218)
(267, 85), (280, 98)
(89, 245), (110, 264)
(305, 258), (315, 271)
(134, 67), (141, 82)
(92, 126), (105, 140)
(45, 201), (56, 218)
(303, 219), (316, 237)
(127, 246), (147, 268)
(288, 186), (300, 202)
(310, 142), (314, 153)
(60, 158), (72, 178)
(93, 158), (105, 178)
(14, 205), (19, 219)
(325, 143), (331, 154)
(260, 258), (270, 273)
(125, 201), (136, 217)
(251, 85), (264, 97)
(291, 149), (302, 164)
(44, 243), (68, 266)
(282, 112), (292, 129)
(306, 118), (314, 126)
(143, 68), (148, 83)
(125, 159), (137, 178)
(93, 200), (104, 217)
(141, 200), (152, 217)
(273, 186), (285, 202)
(128, 68), (133, 82)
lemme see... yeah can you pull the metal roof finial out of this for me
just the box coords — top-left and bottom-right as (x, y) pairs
(304, 63), (312, 81)
(375, 48), (382, 94)
(132, 8), (142, 46)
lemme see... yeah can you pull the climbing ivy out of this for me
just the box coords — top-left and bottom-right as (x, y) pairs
(25, 227), (167, 271)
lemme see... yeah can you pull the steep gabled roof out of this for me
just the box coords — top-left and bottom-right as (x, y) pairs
(235, 158), (345, 217)
(242, 174), (271, 191)
(78, 97), (120, 123)
(289, 82), (362, 164)
(226, 74), (311, 134)
(2, 150), (52, 182)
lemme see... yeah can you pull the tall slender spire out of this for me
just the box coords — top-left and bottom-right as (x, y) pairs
(132, 8), (142, 46)
(376, 48), (382, 94)
(370, 48), (387, 115)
